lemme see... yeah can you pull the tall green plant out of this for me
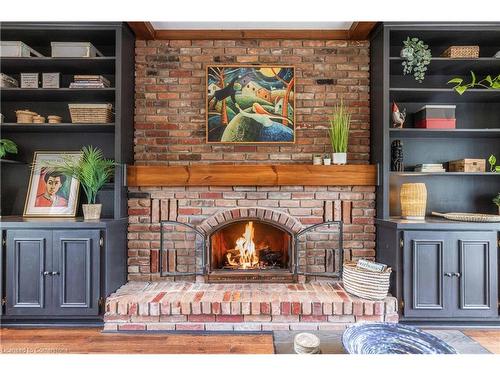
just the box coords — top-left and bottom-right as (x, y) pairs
(329, 100), (351, 153)
(54, 146), (114, 204)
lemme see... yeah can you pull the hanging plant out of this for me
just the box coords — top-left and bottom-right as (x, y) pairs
(400, 37), (432, 83)
(448, 71), (500, 95)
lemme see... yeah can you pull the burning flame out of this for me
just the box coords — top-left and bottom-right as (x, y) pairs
(226, 221), (259, 269)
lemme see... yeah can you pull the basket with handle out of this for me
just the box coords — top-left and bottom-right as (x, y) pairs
(342, 262), (392, 300)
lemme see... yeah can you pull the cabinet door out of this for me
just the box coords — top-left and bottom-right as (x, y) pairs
(5, 230), (52, 316)
(451, 232), (498, 318)
(403, 231), (452, 318)
(52, 230), (101, 316)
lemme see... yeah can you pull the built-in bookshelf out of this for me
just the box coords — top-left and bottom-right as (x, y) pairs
(371, 22), (500, 218)
(0, 22), (134, 219)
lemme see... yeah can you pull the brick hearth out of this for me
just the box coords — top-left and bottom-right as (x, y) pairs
(104, 282), (398, 331)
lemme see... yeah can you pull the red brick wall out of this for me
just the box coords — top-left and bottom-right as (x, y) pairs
(127, 186), (375, 281)
(134, 39), (370, 165)
(129, 38), (373, 281)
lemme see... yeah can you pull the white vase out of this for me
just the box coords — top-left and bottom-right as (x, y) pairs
(82, 204), (102, 220)
(323, 158), (331, 165)
(332, 153), (347, 165)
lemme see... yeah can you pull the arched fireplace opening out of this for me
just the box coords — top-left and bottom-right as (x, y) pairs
(209, 220), (292, 272)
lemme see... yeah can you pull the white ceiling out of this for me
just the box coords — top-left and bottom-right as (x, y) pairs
(151, 22), (353, 30)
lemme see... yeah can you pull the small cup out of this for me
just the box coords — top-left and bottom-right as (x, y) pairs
(313, 155), (322, 165)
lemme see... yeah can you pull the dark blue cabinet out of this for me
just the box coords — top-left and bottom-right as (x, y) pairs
(1, 218), (127, 323)
(377, 218), (499, 322)
(52, 230), (101, 316)
(403, 231), (497, 319)
(6, 230), (52, 316)
(5, 229), (100, 317)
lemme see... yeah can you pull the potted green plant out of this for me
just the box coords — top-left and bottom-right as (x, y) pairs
(329, 100), (350, 165)
(0, 139), (18, 159)
(493, 193), (500, 215)
(55, 146), (114, 220)
(400, 37), (432, 83)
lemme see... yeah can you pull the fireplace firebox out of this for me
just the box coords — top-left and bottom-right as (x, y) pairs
(160, 208), (342, 283)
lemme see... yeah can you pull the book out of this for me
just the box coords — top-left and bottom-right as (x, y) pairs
(356, 259), (387, 272)
(74, 75), (110, 85)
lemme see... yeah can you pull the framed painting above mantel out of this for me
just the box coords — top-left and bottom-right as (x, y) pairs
(206, 65), (295, 144)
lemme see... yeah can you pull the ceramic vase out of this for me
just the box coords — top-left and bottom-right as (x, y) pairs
(332, 152), (347, 165)
(82, 204), (102, 220)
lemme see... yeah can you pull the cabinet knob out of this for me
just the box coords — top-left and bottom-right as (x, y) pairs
(452, 272), (461, 278)
(444, 272), (452, 277)
(51, 271), (60, 276)
(42, 271), (51, 276)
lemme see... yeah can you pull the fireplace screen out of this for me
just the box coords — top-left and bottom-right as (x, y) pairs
(210, 220), (291, 271)
(160, 219), (343, 280)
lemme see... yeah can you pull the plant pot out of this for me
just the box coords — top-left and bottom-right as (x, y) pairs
(332, 153), (347, 165)
(323, 158), (331, 166)
(82, 204), (102, 220)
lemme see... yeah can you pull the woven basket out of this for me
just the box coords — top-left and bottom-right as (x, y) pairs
(442, 46), (479, 58)
(15, 109), (37, 123)
(68, 103), (113, 123)
(432, 212), (500, 222)
(400, 183), (427, 219)
(342, 262), (392, 300)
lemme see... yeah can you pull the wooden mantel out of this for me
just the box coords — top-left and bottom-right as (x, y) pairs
(127, 164), (378, 187)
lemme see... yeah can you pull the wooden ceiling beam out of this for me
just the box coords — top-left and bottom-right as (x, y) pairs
(153, 29), (350, 40)
(127, 22), (155, 40)
(127, 22), (379, 40)
(348, 22), (378, 39)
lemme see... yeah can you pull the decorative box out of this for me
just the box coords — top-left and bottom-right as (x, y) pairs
(20, 73), (39, 88)
(415, 105), (456, 129)
(0, 73), (19, 88)
(448, 159), (486, 172)
(0, 41), (43, 57)
(42, 73), (60, 88)
(441, 45), (479, 58)
(51, 42), (104, 58)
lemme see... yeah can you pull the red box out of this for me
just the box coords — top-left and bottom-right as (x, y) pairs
(415, 118), (456, 129)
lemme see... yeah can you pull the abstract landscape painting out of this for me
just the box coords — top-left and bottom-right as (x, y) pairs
(206, 65), (295, 143)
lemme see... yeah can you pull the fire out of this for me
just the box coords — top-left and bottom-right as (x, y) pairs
(226, 221), (259, 269)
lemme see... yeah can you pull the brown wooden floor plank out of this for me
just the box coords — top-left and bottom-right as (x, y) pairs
(462, 329), (500, 354)
(0, 328), (275, 354)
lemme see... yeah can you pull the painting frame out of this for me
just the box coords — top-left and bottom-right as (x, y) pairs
(23, 151), (82, 217)
(206, 64), (296, 144)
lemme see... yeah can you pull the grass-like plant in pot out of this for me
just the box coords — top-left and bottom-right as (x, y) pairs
(329, 100), (351, 165)
(55, 146), (114, 220)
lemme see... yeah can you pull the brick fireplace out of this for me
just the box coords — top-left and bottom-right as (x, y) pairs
(160, 206), (342, 283)
(103, 36), (398, 332)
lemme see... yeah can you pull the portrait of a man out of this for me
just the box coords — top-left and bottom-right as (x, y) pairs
(24, 152), (81, 217)
(34, 169), (69, 208)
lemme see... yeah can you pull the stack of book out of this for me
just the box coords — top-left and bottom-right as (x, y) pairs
(414, 163), (446, 172)
(69, 75), (110, 88)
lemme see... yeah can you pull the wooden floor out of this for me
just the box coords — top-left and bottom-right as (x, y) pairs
(0, 328), (275, 354)
(1, 328), (498, 354)
(462, 330), (500, 354)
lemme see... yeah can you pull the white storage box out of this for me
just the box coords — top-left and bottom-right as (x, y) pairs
(0, 41), (43, 57)
(51, 42), (104, 58)
(42, 73), (61, 88)
(21, 73), (39, 88)
(0, 73), (19, 88)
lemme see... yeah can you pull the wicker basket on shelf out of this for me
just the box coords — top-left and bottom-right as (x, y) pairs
(68, 103), (113, 123)
(441, 46), (479, 58)
(342, 262), (392, 300)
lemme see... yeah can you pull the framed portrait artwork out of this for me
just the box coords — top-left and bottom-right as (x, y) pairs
(206, 65), (295, 144)
(23, 151), (82, 217)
